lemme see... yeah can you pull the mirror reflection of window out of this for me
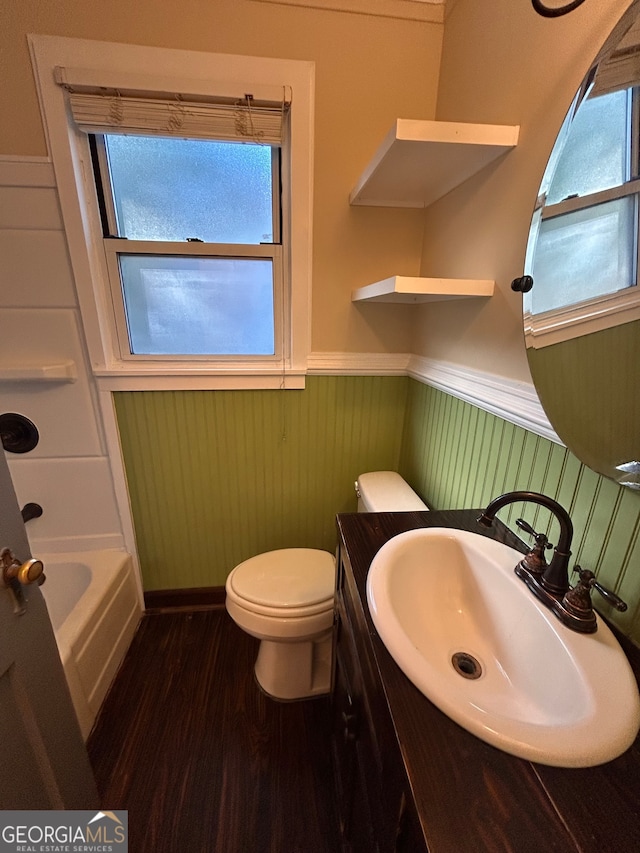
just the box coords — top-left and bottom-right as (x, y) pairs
(546, 89), (629, 201)
(528, 87), (639, 315)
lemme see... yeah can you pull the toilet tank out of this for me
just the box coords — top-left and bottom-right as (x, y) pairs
(355, 471), (428, 512)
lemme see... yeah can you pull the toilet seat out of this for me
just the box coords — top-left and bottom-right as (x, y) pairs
(226, 548), (335, 618)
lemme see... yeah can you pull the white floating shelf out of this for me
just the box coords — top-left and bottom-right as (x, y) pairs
(350, 119), (519, 208)
(352, 276), (495, 304)
(0, 360), (77, 383)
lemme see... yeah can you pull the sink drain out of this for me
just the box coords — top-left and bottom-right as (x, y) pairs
(451, 652), (482, 680)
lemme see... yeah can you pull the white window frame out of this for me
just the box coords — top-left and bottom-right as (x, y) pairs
(103, 240), (284, 361)
(28, 35), (315, 390)
(95, 135), (284, 364)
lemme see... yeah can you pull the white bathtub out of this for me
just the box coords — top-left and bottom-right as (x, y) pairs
(41, 550), (142, 740)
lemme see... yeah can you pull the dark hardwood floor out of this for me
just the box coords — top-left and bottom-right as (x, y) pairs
(87, 609), (342, 853)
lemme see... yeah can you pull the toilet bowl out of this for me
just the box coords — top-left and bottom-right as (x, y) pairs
(225, 548), (336, 700)
(225, 472), (428, 701)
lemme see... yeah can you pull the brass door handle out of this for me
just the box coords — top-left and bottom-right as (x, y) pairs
(13, 558), (45, 585)
(1, 548), (45, 586)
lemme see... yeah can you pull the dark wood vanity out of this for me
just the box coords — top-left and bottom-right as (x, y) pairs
(332, 509), (640, 853)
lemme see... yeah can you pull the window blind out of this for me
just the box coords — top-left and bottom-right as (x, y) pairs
(60, 87), (287, 144)
(591, 50), (640, 97)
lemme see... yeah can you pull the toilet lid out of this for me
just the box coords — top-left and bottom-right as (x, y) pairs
(228, 549), (335, 609)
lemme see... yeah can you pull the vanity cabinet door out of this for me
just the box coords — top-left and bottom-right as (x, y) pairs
(332, 544), (429, 853)
(331, 640), (379, 853)
(331, 642), (356, 826)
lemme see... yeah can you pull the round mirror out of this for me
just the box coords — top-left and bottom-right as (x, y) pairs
(524, 0), (640, 489)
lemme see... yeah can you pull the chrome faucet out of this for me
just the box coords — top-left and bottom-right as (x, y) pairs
(477, 490), (626, 633)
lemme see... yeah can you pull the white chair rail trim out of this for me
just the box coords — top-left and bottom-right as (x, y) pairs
(308, 351), (563, 445)
(306, 351), (411, 375)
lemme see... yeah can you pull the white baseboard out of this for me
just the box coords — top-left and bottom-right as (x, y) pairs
(308, 351), (563, 445)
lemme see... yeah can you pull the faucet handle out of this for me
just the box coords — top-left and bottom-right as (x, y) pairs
(573, 567), (628, 612)
(515, 518), (553, 574)
(516, 517), (552, 545)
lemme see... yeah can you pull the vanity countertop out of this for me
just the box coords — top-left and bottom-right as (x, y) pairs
(336, 508), (640, 853)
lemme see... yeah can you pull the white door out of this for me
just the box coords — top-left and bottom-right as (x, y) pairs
(0, 449), (99, 809)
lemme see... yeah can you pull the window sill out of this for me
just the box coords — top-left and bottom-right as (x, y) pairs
(94, 367), (307, 391)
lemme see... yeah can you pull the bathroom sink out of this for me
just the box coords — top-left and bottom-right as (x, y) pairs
(366, 527), (640, 767)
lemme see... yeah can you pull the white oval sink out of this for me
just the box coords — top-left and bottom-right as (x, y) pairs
(366, 527), (640, 767)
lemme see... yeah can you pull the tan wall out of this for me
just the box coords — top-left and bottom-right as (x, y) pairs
(7, 1), (628, 375)
(0, 0), (444, 354)
(414, 0), (633, 382)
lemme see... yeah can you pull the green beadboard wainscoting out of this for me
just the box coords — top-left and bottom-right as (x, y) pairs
(115, 374), (640, 644)
(399, 381), (640, 644)
(114, 376), (408, 590)
(527, 319), (640, 483)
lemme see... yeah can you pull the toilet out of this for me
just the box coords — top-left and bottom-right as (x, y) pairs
(224, 471), (428, 700)
(355, 470), (429, 513)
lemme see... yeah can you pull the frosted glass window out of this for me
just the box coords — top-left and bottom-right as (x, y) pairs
(119, 255), (275, 355)
(546, 90), (629, 205)
(104, 135), (275, 244)
(531, 198), (635, 314)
